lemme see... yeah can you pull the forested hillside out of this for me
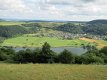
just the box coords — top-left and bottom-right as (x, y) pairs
(82, 24), (107, 35)
(0, 20), (107, 38)
(0, 19), (4, 21)
(0, 25), (28, 37)
(0, 23), (42, 38)
(55, 23), (83, 34)
(88, 20), (107, 24)
(55, 20), (107, 35)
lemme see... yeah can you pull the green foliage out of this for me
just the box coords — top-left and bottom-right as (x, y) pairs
(21, 23), (41, 32)
(13, 42), (57, 63)
(0, 51), (7, 61)
(0, 42), (106, 64)
(81, 53), (104, 64)
(0, 25), (28, 37)
(82, 24), (107, 35)
(13, 49), (34, 63)
(0, 48), (15, 61)
(58, 49), (75, 64)
(88, 20), (107, 24)
(0, 23), (42, 38)
(37, 42), (56, 63)
(0, 37), (5, 45)
(100, 47), (107, 63)
(55, 21), (107, 35)
(55, 23), (83, 34)
(100, 46), (107, 56)
(74, 47), (105, 64)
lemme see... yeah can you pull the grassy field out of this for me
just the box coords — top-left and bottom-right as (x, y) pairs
(37, 22), (65, 28)
(0, 21), (64, 27)
(0, 21), (28, 25)
(2, 36), (95, 47)
(0, 63), (106, 80)
(80, 38), (107, 48)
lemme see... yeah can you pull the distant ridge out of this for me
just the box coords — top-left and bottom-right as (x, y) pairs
(88, 19), (107, 24)
(0, 18), (86, 22)
(0, 19), (5, 21)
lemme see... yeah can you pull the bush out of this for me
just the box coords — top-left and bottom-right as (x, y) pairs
(58, 49), (75, 64)
(0, 51), (7, 61)
(100, 47), (107, 56)
(37, 42), (57, 63)
(75, 56), (82, 64)
(81, 53), (104, 64)
(99, 47), (107, 63)
(13, 49), (34, 63)
(0, 48), (15, 61)
(13, 50), (25, 63)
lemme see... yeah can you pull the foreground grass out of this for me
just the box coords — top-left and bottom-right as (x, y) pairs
(0, 64), (106, 80)
(2, 36), (95, 47)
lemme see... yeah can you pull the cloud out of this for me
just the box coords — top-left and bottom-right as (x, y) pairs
(81, 0), (96, 2)
(45, 0), (73, 5)
(0, 0), (29, 11)
(0, 0), (107, 21)
(41, 0), (95, 6)
(0, 0), (33, 19)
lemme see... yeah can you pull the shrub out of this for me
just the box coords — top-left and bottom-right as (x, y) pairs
(58, 49), (75, 64)
(37, 42), (56, 63)
(81, 52), (104, 64)
(0, 51), (7, 61)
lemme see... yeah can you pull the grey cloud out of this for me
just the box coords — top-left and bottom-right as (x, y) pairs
(0, 3), (9, 10)
(45, 0), (73, 5)
(81, 0), (96, 2)
(40, 0), (84, 10)
(44, 0), (95, 6)
(0, 0), (107, 21)
(46, 2), (71, 5)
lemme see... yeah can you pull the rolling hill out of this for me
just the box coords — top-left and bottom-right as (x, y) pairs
(55, 20), (107, 35)
(88, 19), (107, 24)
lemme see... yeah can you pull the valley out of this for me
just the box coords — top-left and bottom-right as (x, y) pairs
(0, 20), (107, 49)
(0, 0), (107, 80)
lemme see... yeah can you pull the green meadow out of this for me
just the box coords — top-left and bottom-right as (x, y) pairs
(0, 63), (106, 80)
(2, 36), (95, 47)
(0, 21), (27, 25)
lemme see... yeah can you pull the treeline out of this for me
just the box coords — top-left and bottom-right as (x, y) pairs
(0, 42), (107, 64)
(88, 20), (107, 24)
(82, 24), (107, 35)
(55, 22), (107, 35)
(0, 25), (28, 38)
(55, 23), (83, 34)
(0, 23), (41, 38)
(21, 23), (41, 32)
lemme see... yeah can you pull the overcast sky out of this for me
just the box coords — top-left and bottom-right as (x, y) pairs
(0, 0), (107, 21)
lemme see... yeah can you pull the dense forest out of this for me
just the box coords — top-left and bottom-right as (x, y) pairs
(88, 20), (107, 24)
(0, 23), (41, 38)
(55, 20), (107, 35)
(0, 25), (28, 37)
(55, 23), (83, 34)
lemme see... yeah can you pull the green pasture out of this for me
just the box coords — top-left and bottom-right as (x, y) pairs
(2, 36), (95, 47)
(0, 21), (29, 25)
(0, 63), (106, 80)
